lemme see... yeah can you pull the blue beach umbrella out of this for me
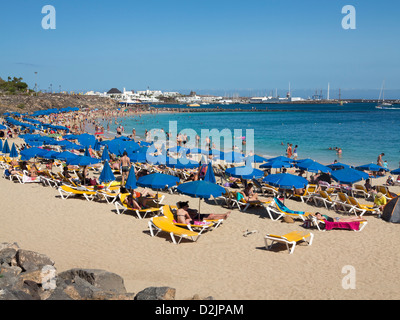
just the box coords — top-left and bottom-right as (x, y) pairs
(55, 151), (78, 161)
(263, 173), (308, 190)
(260, 160), (292, 169)
(209, 149), (224, 158)
(267, 156), (293, 163)
(391, 168), (400, 175)
(2, 140), (10, 154)
(20, 147), (48, 160)
(104, 139), (140, 156)
(331, 168), (369, 185)
(99, 161), (115, 184)
(0, 124), (7, 130)
(168, 146), (190, 154)
(63, 134), (79, 140)
(296, 160), (332, 173)
(177, 180), (226, 213)
(355, 163), (389, 172)
(67, 155), (100, 166)
(125, 166), (137, 190)
(137, 173), (180, 190)
(244, 154), (269, 164)
(166, 157), (199, 169)
(9, 143), (18, 158)
(129, 152), (147, 163)
(226, 166), (264, 180)
(222, 151), (245, 163)
(177, 180), (225, 199)
(203, 162), (216, 184)
(92, 140), (101, 151)
(76, 133), (96, 148)
(0, 140), (2, 152)
(189, 148), (209, 155)
(101, 146), (110, 162)
(41, 150), (60, 160)
(327, 162), (350, 170)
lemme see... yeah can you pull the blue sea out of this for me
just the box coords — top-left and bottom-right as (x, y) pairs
(103, 103), (400, 169)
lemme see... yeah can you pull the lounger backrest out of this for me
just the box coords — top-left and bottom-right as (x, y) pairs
(307, 184), (317, 193)
(355, 184), (365, 191)
(319, 190), (330, 200)
(162, 205), (174, 220)
(376, 185), (388, 195)
(348, 197), (359, 206)
(338, 192), (349, 203)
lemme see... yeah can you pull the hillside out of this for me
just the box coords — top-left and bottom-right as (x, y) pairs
(0, 93), (118, 114)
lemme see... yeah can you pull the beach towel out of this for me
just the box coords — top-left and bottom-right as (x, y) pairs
(324, 220), (360, 231)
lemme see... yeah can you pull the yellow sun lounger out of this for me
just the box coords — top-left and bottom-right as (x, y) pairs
(348, 196), (380, 216)
(264, 231), (314, 254)
(96, 189), (120, 204)
(148, 216), (201, 244)
(115, 193), (162, 219)
(161, 205), (214, 233)
(58, 185), (97, 201)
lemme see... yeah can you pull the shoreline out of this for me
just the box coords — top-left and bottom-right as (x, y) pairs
(97, 109), (397, 170)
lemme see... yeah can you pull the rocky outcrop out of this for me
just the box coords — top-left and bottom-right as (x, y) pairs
(0, 93), (117, 114)
(0, 242), (213, 300)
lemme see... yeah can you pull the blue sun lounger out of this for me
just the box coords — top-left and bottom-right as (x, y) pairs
(266, 197), (311, 221)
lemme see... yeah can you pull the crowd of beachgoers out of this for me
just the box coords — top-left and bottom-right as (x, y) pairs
(1, 107), (400, 300)
(1, 107), (399, 226)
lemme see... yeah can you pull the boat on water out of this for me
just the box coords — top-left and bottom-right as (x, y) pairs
(376, 80), (396, 109)
(187, 103), (200, 107)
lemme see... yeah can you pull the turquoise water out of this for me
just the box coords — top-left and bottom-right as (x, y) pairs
(103, 103), (400, 169)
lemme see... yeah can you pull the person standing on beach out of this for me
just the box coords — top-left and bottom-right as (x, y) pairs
(377, 153), (385, 167)
(293, 145), (298, 160)
(287, 144), (293, 158)
(120, 151), (131, 186)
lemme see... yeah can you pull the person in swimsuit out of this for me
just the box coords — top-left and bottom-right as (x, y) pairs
(120, 151), (131, 185)
(293, 145), (298, 160)
(313, 212), (367, 223)
(124, 193), (141, 210)
(241, 183), (259, 202)
(377, 153), (384, 167)
(175, 201), (230, 224)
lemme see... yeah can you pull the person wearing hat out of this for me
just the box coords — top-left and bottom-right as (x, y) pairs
(176, 201), (231, 225)
(374, 192), (387, 211)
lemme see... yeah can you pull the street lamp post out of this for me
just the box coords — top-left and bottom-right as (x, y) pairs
(34, 72), (38, 93)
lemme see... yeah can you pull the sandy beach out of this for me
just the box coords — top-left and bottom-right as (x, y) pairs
(1, 134), (400, 300)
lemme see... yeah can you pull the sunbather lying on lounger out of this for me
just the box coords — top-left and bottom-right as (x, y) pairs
(124, 193), (149, 210)
(134, 189), (159, 208)
(176, 201), (230, 224)
(28, 163), (39, 179)
(312, 212), (367, 223)
(242, 183), (259, 201)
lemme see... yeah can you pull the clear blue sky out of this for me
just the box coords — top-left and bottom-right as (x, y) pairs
(1, 0), (400, 96)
